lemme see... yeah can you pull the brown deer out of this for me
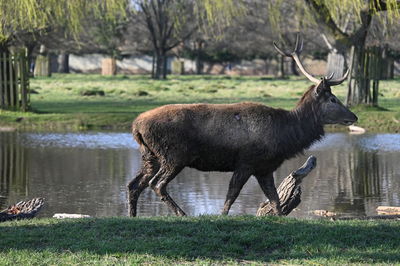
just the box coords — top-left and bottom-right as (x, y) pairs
(128, 35), (357, 217)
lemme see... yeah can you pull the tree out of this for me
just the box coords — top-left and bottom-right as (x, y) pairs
(132, 0), (243, 79)
(0, 0), (126, 52)
(303, 0), (400, 106)
(267, 0), (400, 106)
(132, 0), (196, 79)
(0, 0), (126, 109)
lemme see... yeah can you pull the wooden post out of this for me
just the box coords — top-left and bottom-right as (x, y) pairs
(9, 52), (14, 109)
(0, 53), (3, 109)
(20, 51), (27, 111)
(2, 53), (8, 108)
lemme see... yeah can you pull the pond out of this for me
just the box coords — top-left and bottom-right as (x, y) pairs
(1, 131), (400, 218)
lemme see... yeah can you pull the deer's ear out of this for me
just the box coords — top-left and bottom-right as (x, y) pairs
(313, 81), (324, 97)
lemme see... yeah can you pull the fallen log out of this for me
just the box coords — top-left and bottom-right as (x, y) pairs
(312, 209), (337, 217)
(257, 156), (316, 216)
(348, 125), (366, 134)
(0, 198), (45, 222)
(336, 215), (400, 221)
(376, 206), (400, 215)
(53, 213), (91, 219)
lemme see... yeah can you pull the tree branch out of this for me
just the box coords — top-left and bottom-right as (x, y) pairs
(257, 156), (317, 216)
(372, 0), (400, 12)
(303, 0), (350, 40)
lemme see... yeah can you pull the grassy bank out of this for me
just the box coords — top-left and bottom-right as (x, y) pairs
(1, 215), (400, 265)
(0, 74), (399, 132)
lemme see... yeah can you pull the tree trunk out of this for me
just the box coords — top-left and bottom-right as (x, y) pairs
(321, 33), (346, 79)
(257, 156), (317, 216)
(346, 45), (384, 107)
(291, 59), (299, 76)
(154, 53), (162, 79)
(326, 51), (345, 78)
(26, 43), (36, 76)
(346, 45), (369, 106)
(153, 51), (167, 80)
(196, 54), (203, 75)
(34, 45), (51, 77)
(195, 40), (204, 75)
(279, 55), (285, 78)
(57, 53), (69, 73)
(163, 53), (167, 79)
(101, 57), (117, 75)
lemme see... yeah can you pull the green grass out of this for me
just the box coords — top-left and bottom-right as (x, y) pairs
(1, 215), (400, 265)
(1, 74), (399, 132)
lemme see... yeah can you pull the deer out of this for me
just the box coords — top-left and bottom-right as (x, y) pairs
(127, 35), (358, 217)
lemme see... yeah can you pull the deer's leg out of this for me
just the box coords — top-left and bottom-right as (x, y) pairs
(255, 173), (282, 215)
(127, 157), (159, 217)
(221, 170), (251, 215)
(150, 165), (186, 216)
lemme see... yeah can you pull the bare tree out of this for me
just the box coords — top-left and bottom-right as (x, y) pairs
(134, 0), (197, 79)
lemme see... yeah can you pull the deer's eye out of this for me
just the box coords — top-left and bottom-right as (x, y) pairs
(330, 97), (337, 103)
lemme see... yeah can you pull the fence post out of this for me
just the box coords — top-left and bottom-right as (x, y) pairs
(9, 51), (15, 109)
(0, 54), (3, 108)
(0, 50), (29, 111)
(2, 53), (9, 108)
(19, 51), (26, 111)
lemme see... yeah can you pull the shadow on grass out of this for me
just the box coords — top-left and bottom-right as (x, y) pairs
(1, 216), (399, 263)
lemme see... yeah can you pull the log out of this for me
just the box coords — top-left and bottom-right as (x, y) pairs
(257, 156), (317, 216)
(53, 213), (91, 219)
(0, 198), (45, 222)
(312, 209), (337, 217)
(376, 206), (400, 215)
(336, 215), (400, 221)
(348, 125), (366, 134)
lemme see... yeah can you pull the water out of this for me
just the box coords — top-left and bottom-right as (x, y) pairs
(1, 131), (400, 218)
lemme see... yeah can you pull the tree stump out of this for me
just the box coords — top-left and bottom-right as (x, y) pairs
(0, 198), (45, 222)
(257, 156), (316, 216)
(102, 58), (117, 75)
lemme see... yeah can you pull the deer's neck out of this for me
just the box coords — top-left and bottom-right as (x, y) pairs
(276, 103), (324, 158)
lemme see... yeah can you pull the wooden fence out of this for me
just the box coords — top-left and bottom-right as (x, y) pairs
(364, 46), (383, 106)
(0, 50), (30, 111)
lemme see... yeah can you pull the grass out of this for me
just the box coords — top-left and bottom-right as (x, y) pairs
(1, 215), (400, 265)
(0, 73), (399, 132)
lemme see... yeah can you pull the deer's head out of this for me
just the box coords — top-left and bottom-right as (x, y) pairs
(274, 35), (358, 126)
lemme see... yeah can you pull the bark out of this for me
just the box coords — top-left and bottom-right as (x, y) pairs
(257, 156), (317, 216)
(0, 198), (45, 222)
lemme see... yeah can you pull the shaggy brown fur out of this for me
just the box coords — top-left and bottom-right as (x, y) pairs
(128, 81), (357, 217)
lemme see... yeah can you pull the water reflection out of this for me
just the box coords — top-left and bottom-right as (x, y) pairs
(0, 132), (399, 218)
(0, 133), (28, 208)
